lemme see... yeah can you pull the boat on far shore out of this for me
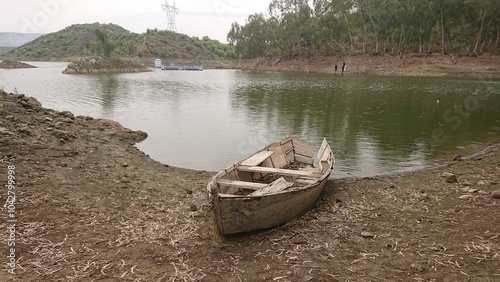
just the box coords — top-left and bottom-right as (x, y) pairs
(161, 65), (203, 71)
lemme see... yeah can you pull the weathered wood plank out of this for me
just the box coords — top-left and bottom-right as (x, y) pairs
(316, 138), (329, 162)
(241, 150), (275, 166)
(249, 177), (293, 196)
(292, 138), (315, 158)
(217, 179), (268, 190)
(238, 166), (320, 177)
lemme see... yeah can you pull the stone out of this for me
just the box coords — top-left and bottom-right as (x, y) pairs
(492, 190), (500, 199)
(25, 97), (42, 110)
(441, 172), (457, 183)
(0, 127), (14, 135)
(16, 127), (32, 135)
(459, 195), (474, 199)
(452, 155), (462, 161)
(60, 111), (74, 119)
(361, 232), (376, 238)
(52, 129), (73, 140)
(189, 204), (198, 212)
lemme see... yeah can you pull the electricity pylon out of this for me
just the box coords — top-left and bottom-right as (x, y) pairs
(162, 0), (179, 32)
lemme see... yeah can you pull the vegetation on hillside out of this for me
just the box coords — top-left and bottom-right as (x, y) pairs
(3, 23), (236, 61)
(228, 0), (500, 58)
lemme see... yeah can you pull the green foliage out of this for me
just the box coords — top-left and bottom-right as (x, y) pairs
(3, 23), (235, 61)
(228, 0), (500, 58)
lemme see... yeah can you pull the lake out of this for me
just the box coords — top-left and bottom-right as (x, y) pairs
(1, 62), (499, 178)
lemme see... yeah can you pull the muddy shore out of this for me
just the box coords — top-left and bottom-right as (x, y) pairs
(229, 53), (500, 78)
(0, 86), (499, 282)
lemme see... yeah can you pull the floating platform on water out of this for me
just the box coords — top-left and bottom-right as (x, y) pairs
(161, 65), (203, 71)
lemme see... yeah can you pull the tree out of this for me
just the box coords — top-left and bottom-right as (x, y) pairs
(87, 28), (116, 57)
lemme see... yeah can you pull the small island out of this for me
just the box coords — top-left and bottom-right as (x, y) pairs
(0, 59), (37, 69)
(62, 56), (151, 74)
(62, 27), (151, 74)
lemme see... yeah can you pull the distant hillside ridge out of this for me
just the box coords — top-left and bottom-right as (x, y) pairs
(2, 23), (236, 62)
(0, 32), (43, 47)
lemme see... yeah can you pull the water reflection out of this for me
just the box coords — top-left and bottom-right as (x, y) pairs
(1, 64), (499, 177)
(89, 75), (122, 114)
(230, 72), (500, 177)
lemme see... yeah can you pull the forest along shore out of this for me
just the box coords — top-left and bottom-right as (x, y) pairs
(230, 53), (500, 78)
(0, 90), (499, 281)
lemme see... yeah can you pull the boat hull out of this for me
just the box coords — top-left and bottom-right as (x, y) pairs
(207, 137), (334, 235)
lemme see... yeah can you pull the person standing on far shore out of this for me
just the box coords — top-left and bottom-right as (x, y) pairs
(334, 64), (338, 72)
(341, 61), (346, 73)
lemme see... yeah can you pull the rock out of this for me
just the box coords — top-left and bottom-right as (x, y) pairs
(493, 190), (500, 199)
(52, 129), (73, 140)
(60, 111), (75, 119)
(452, 154), (462, 161)
(441, 172), (457, 183)
(189, 204), (198, 211)
(418, 193), (430, 200)
(459, 195), (474, 199)
(25, 97), (42, 110)
(361, 232), (376, 238)
(389, 183), (396, 188)
(16, 127), (32, 136)
(477, 180), (486, 185)
(0, 127), (14, 135)
(466, 188), (479, 193)
(410, 263), (424, 272)
(446, 175), (457, 183)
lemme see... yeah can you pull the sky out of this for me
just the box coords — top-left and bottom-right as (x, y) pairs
(1, 0), (272, 42)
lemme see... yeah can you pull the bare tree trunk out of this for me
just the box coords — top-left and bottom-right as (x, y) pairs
(473, 9), (485, 55)
(344, 14), (354, 52)
(440, 8), (445, 54)
(398, 23), (404, 52)
(496, 25), (499, 47)
(362, 0), (379, 53)
(362, 21), (367, 54)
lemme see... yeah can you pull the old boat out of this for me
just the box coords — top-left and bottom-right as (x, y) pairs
(207, 137), (335, 235)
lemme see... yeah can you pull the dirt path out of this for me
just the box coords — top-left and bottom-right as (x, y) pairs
(0, 91), (499, 281)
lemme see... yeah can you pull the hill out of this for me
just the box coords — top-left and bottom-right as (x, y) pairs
(2, 23), (236, 63)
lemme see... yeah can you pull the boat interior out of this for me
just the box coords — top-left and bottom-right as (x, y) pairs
(214, 138), (333, 197)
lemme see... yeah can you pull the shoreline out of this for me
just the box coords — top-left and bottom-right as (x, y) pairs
(228, 53), (500, 79)
(1, 91), (499, 281)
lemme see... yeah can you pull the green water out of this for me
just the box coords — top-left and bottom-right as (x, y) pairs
(1, 63), (499, 178)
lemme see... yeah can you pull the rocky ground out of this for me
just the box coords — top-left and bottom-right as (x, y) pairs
(0, 60), (37, 69)
(0, 88), (499, 282)
(230, 53), (500, 78)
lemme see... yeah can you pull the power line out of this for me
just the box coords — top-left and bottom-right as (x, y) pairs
(107, 10), (252, 26)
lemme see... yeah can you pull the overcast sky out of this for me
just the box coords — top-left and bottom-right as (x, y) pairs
(1, 0), (272, 42)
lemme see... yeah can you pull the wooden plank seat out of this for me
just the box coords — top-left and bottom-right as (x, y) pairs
(218, 177), (293, 197)
(238, 165), (322, 177)
(241, 150), (275, 166)
(217, 179), (268, 190)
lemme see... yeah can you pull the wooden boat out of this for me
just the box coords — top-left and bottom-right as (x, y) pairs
(207, 137), (335, 235)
